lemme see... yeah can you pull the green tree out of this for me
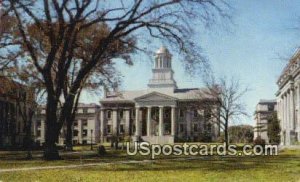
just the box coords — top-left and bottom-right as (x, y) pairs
(267, 112), (281, 144)
(229, 125), (253, 143)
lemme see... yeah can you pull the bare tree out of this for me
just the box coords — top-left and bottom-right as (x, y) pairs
(201, 75), (249, 148)
(1, 0), (231, 160)
(16, 87), (36, 159)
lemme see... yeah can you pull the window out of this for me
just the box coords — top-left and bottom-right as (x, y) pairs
(73, 120), (78, 127)
(194, 110), (198, 118)
(179, 109), (184, 118)
(205, 110), (211, 120)
(207, 123), (212, 132)
(36, 120), (41, 127)
(107, 125), (112, 134)
(107, 110), (112, 119)
(194, 124), (198, 132)
(179, 124), (184, 132)
(82, 140), (87, 144)
(165, 110), (170, 118)
(82, 119), (88, 127)
(120, 124), (124, 134)
(82, 129), (88, 137)
(37, 130), (41, 137)
(268, 104), (274, 111)
(73, 130), (78, 137)
(119, 110), (124, 119)
(83, 108), (88, 113)
(131, 109), (135, 117)
(17, 123), (20, 133)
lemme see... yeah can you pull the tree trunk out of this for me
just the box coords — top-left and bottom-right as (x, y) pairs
(65, 90), (81, 151)
(25, 113), (33, 160)
(65, 121), (73, 151)
(224, 121), (229, 150)
(44, 96), (60, 160)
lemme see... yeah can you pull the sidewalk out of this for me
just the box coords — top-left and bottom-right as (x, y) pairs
(0, 160), (151, 173)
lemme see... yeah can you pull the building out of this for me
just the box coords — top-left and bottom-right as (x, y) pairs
(33, 103), (100, 146)
(0, 77), (34, 148)
(254, 99), (277, 142)
(276, 49), (300, 145)
(99, 46), (220, 144)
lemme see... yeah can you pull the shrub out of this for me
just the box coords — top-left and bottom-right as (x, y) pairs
(98, 145), (107, 156)
(253, 136), (266, 147)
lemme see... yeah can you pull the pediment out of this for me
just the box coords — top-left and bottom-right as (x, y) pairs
(134, 91), (177, 102)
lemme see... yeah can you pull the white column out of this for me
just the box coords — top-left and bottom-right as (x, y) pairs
(280, 97), (284, 145)
(78, 119), (82, 144)
(124, 109), (130, 135)
(100, 109), (105, 142)
(41, 120), (45, 143)
(295, 83), (300, 138)
(284, 94), (287, 145)
(112, 109), (118, 135)
(298, 85), (300, 141)
(135, 107), (140, 136)
(159, 106), (164, 136)
(285, 94), (288, 131)
(287, 92), (291, 145)
(186, 108), (191, 137)
(291, 88), (295, 130)
(171, 106), (176, 136)
(147, 107), (152, 136)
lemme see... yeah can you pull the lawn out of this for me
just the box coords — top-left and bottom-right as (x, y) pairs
(0, 147), (299, 182)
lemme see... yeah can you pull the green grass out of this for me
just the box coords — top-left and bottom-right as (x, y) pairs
(0, 148), (299, 182)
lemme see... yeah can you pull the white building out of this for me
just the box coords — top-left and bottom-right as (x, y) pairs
(276, 49), (300, 145)
(99, 46), (220, 144)
(0, 77), (35, 148)
(254, 99), (277, 142)
(34, 103), (100, 146)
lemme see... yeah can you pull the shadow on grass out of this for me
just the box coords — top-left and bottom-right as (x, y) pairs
(75, 152), (300, 173)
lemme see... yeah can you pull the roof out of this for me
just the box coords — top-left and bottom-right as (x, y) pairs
(277, 48), (300, 86)
(100, 88), (214, 103)
(258, 99), (277, 104)
(77, 103), (100, 108)
(38, 103), (100, 109)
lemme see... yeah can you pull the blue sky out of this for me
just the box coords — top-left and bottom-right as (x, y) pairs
(81, 0), (300, 126)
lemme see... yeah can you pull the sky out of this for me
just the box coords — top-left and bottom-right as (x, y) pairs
(81, 0), (300, 126)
